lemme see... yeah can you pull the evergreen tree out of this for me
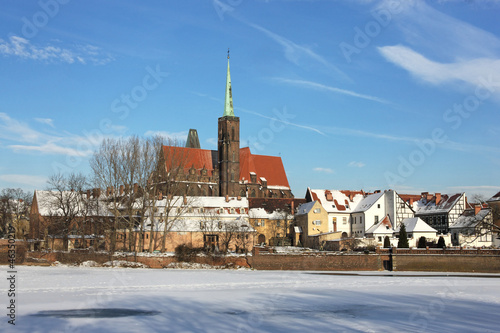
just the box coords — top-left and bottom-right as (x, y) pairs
(383, 236), (391, 248)
(398, 223), (409, 248)
(437, 236), (446, 249)
(417, 236), (427, 248)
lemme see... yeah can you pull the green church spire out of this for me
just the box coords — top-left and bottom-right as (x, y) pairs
(223, 49), (235, 117)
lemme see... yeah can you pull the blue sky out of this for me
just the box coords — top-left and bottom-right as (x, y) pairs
(0, 0), (499, 199)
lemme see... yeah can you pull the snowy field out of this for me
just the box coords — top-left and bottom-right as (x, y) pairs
(2, 266), (500, 333)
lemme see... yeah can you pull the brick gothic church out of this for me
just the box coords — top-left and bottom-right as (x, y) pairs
(160, 54), (293, 199)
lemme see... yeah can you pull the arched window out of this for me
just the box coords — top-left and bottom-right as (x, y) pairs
(232, 127), (235, 141)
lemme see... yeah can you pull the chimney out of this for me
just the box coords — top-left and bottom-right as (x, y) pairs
(110, 186), (114, 196)
(291, 200), (295, 213)
(183, 195), (187, 206)
(106, 187), (111, 196)
(86, 189), (91, 199)
(237, 195), (241, 201)
(225, 195), (230, 203)
(119, 185), (124, 196)
(349, 193), (353, 202)
(158, 191), (163, 200)
(409, 198), (414, 206)
(133, 183), (138, 193)
(474, 204), (481, 215)
(435, 193), (441, 205)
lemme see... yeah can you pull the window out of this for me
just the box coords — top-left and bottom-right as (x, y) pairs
(313, 220), (321, 226)
(313, 208), (321, 214)
(378, 236), (382, 242)
(374, 216), (379, 224)
(261, 220), (265, 227)
(377, 204), (381, 209)
(343, 217), (347, 224)
(277, 221), (281, 227)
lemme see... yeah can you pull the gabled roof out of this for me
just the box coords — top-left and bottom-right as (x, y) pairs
(352, 191), (385, 213)
(162, 146), (217, 176)
(296, 201), (317, 215)
(449, 208), (492, 229)
(366, 215), (393, 234)
(413, 193), (464, 215)
(396, 217), (437, 233)
(487, 191), (500, 203)
(239, 147), (290, 189)
(307, 188), (365, 213)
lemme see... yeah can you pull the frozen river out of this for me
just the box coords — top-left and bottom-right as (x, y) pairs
(2, 266), (500, 332)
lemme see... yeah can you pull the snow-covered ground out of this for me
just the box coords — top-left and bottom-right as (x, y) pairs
(2, 266), (500, 332)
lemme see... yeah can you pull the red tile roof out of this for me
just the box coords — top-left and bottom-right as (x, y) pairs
(162, 146), (216, 176)
(162, 146), (290, 189)
(239, 147), (290, 188)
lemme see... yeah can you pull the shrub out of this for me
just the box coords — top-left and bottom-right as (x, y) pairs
(437, 236), (446, 249)
(383, 236), (391, 248)
(417, 236), (427, 248)
(174, 244), (203, 262)
(398, 224), (409, 248)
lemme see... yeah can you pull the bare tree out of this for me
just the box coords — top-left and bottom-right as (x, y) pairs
(0, 188), (32, 239)
(44, 173), (88, 251)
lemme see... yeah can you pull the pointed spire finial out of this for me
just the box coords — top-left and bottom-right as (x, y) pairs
(223, 49), (235, 117)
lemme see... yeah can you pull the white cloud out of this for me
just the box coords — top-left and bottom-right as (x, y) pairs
(0, 112), (120, 157)
(348, 161), (366, 168)
(274, 78), (390, 104)
(0, 36), (114, 65)
(9, 143), (91, 157)
(378, 45), (500, 91)
(205, 138), (217, 147)
(313, 167), (334, 174)
(236, 19), (349, 80)
(144, 130), (188, 142)
(0, 174), (47, 188)
(34, 118), (55, 128)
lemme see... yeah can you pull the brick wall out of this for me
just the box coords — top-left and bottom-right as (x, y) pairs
(248, 253), (382, 271)
(393, 254), (500, 273)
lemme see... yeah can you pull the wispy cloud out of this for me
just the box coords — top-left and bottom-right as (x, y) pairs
(348, 161), (365, 168)
(144, 130), (187, 142)
(0, 36), (114, 65)
(274, 78), (390, 104)
(379, 45), (500, 90)
(0, 112), (120, 157)
(233, 17), (349, 81)
(376, 1), (500, 99)
(0, 174), (47, 188)
(313, 167), (334, 174)
(34, 118), (55, 128)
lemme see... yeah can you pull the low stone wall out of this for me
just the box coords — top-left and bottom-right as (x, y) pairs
(0, 239), (27, 265)
(248, 253), (382, 271)
(23, 251), (250, 269)
(393, 254), (500, 273)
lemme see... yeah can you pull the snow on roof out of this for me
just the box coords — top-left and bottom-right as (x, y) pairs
(248, 207), (291, 220)
(150, 217), (255, 233)
(34, 190), (112, 217)
(308, 189), (365, 213)
(155, 196), (248, 209)
(296, 201), (317, 215)
(413, 193), (464, 215)
(449, 208), (492, 229)
(366, 215), (393, 234)
(487, 191), (500, 202)
(352, 192), (384, 213)
(396, 217), (437, 233)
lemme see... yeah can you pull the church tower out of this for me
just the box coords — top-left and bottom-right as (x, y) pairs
(218, 51), (240, 197)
